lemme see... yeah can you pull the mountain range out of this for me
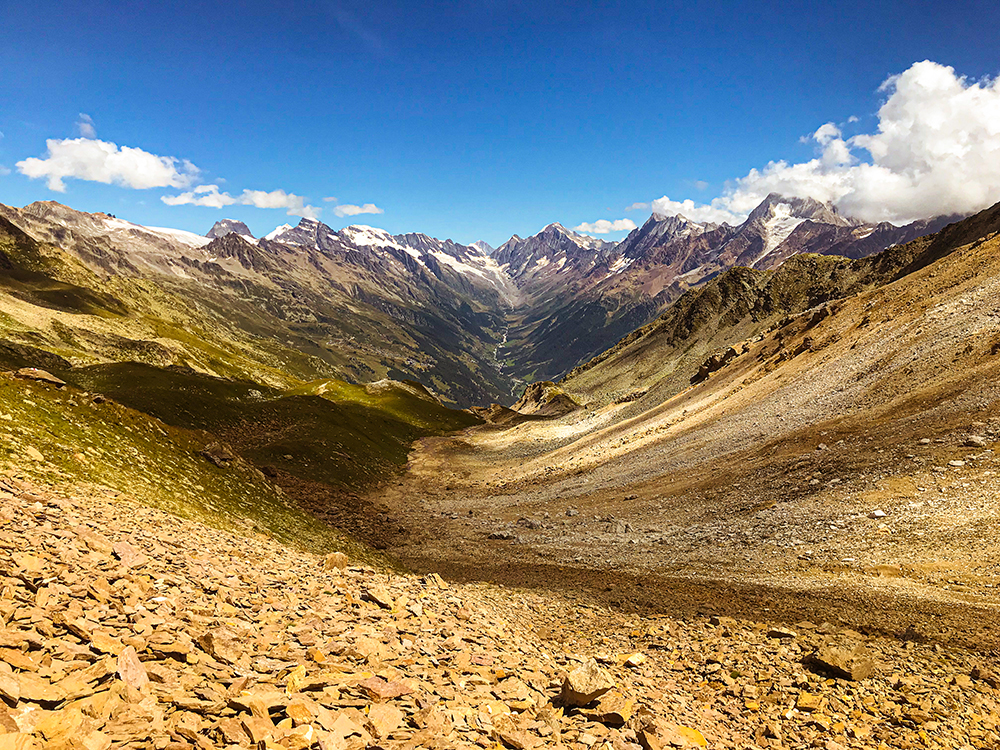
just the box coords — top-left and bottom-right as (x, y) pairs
(0, 193), (959, 405)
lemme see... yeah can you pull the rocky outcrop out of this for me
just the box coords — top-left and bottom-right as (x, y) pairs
(513, 381), (580, 417)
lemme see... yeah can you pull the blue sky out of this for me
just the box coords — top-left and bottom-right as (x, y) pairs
(2, 0), (1000, 246)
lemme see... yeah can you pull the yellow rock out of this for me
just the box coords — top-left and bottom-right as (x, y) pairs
(286, 664), (307, 694)
(676, 725), (708, 747)
(796, 692), (823, 712)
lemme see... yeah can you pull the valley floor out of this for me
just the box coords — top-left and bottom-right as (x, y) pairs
(2, 474), (999, 749)
(375, 233), (1000, 657)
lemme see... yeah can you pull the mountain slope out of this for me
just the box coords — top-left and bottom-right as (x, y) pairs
(564, 203), (1000, 405)
(495, 196), (957, 385)
(0, 204), (515, 405)
(379, 200), (1000, 654)
(0, 196), (958, 404)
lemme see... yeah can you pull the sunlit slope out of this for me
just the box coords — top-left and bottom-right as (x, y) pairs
(563, 203), (1000, 406)
(67, 364), (480, 490)
(0, 370), (370, 557)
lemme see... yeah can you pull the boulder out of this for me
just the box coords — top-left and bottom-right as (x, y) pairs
(14, 368), (66, 387)
(808, 641), (876, 681)
(559, 658), (615, 707)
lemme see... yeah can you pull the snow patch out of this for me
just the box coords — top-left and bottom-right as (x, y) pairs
(755, 203), (805, 265)
(431, 251), (487, 279)
(137, 226), (213, 248)
(264, 224), (294, 241)
(604, 255), (636, 279)
(340, 225), (406, 252)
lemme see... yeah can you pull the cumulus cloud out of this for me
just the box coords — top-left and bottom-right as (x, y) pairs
(332, 203), (383, 217)
(650, 196), (743, 225)
(76, 114), (96, 138)
(647, 61), (1000, 225)
(161, 184), (236, 209)
(17, 137), (199, 192)
(162, 186), (321, 218)
(574, 218), (637, 234)
(624, 202), (650, 212)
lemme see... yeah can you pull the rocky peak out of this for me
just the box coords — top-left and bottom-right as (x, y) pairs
(471, 240), (495, 256)
(205, 219), (254, 240)
(264, 217), (338, 248)
(747, 193), (857, 228)
(616, 213), (714, 262)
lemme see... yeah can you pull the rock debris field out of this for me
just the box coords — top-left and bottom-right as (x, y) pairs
(0, 476), (997, 749)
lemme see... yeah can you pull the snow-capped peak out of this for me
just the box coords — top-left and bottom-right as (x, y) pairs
(339, 225), (406, 251)
(264, 224), (294, 241)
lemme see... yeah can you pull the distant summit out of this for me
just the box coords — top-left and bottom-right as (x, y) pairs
(471, 240), (495, 256)
(206, 219), (255, 240)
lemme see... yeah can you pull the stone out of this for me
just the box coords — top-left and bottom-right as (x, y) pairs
(112, 541), (148, 569)
(196, 628), (244, 665)
(868, 510), (887, 519)
(0, 671), (20, 704)
(367, 702), (404, 739)
(361, 587), (394, 609)
(971, 665), (1000, 688)
(635, 715), (707, 749)
(89, 629), (124, 655)
(35, 707), (86, 741)
(14, 368), (66, 387)
(493, 713), (541, 749)
(560, 658), (615, 707)
(323, 551), (349, 570)
(357, 676), (412, 700)
(767, 627), (797, 639)
(16, 673), (65, 704)
(623, 652), (646, 668)
(796, 692), (822, 712)
(585, 692), (636, 725)
(200, 442), (237, 467)
(0, 735), (39, 750)
(809, 642), (876, 681)
(116, 646), (149, 691)
(965, 435), (988, 447)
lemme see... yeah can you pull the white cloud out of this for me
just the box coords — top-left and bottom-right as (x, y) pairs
(624, 202), (649, 212)
(650, 196), (744, 225)
(648, 61), (1000, 225)
(162, 185), (322, 218)
(574, 218), (637, 234)
(693, 180), (709, 191)
(332, 203), (383, 217)
(322, 196), (338, 202)
(17, 137), (200, 192)
(76, 113), (96, 138)
(161, 184), (236, 209)
(0, 165), (10, 176)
